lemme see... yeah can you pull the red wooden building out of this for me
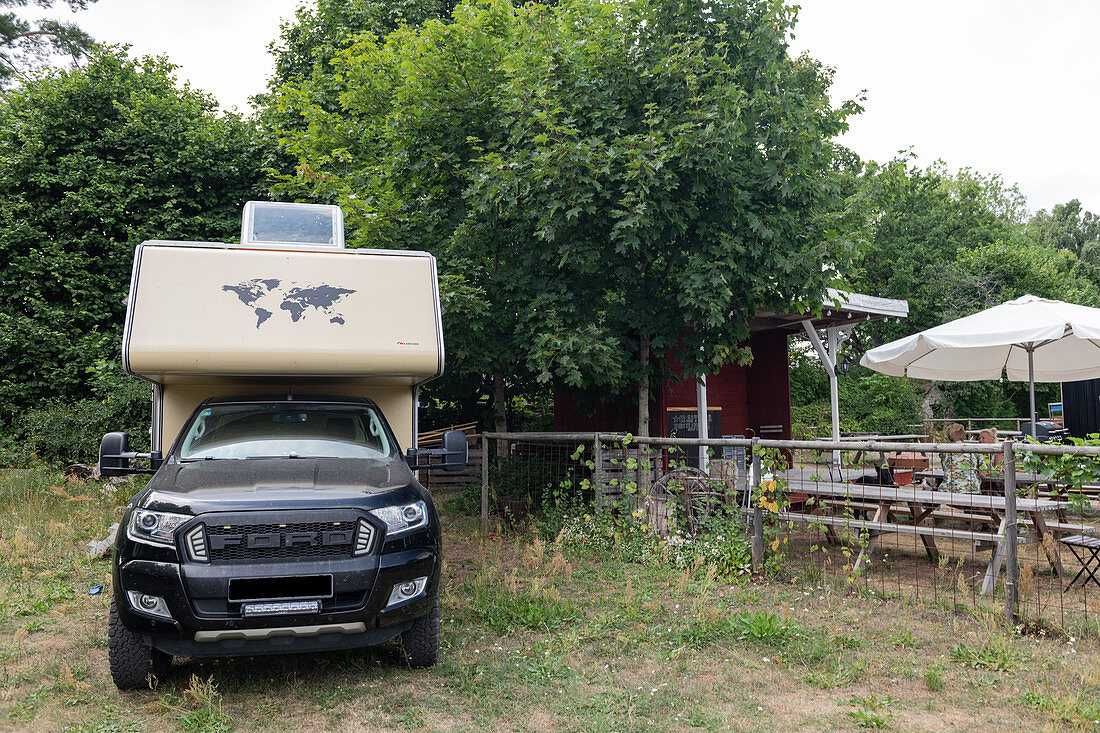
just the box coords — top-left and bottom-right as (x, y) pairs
(554, 290), (909, 441)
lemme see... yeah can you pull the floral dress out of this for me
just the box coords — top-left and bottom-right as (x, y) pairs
(941, 452), (980, 493)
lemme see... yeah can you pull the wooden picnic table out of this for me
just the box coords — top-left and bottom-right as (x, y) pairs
(776, 477), (1087, 594)
(914, 468), (1049, 490)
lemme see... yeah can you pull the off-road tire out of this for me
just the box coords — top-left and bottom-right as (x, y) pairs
(108, 600), (171, 689)
(396, 596), (440, 668)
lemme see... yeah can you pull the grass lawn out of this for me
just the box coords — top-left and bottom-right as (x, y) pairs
(2, 467), (1099, 731)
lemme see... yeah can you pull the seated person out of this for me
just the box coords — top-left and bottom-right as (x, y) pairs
(977, 428), (1004, 477)
(940, 422), (980, 494)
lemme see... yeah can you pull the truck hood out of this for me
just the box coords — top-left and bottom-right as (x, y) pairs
(140, 457), (419, 515)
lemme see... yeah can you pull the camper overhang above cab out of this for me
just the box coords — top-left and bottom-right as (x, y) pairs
(122, 242), (443, 383)
(119, 202), (444, 452)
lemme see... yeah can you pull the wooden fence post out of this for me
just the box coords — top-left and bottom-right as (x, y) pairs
(1003, 440), (1018, 626)
(593, 434), (605, 507)
(751, 439), (763, 575)
(639, 441), (651, 498)
(481, 434), (489, 535)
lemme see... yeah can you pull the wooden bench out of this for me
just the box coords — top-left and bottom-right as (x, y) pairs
(819, 500), (994, 525)
(759, 510), (1018, 544)
(1045, 522), (1094, 535)
(819, 499), (911, 518)
(931, 510), (998, 524)
(759, 479), (1072, 593)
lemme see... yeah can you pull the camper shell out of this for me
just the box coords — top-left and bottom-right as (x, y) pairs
(101, 202), (465, 689)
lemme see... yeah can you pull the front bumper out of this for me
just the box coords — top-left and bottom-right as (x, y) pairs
(149, 620), (414, 658)
(115, 547), (438, 658)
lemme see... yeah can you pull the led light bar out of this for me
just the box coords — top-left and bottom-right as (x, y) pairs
(242, 600), (321, 617)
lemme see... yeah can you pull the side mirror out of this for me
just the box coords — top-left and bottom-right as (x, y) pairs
(441, 430), (468, 472)
(405, 429), (470, 471)
(99, 432), (131, 477)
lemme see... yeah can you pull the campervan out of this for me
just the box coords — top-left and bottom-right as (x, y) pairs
(99, 202), (465, 689)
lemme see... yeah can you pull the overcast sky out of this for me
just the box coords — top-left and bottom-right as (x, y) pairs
(36, 0), (1100, 216)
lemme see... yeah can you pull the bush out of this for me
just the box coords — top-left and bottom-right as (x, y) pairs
(490, 453), (562, 503)
(554, 503), (752, 579)
(4, 360), (150, 466)
(555, 508), (654, 565)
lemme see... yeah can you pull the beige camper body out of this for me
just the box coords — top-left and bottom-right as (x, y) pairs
(122, 241), (443, 450)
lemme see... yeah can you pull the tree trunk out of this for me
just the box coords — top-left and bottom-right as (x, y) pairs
(493, 370), (508, 465)
(637, 334), (652, 494)
(637, 334), (651, 437)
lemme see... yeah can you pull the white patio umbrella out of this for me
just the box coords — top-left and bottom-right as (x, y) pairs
(859, 295), (1100, 429)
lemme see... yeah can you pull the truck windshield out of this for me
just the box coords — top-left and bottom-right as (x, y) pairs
(178, 403), (395, 460)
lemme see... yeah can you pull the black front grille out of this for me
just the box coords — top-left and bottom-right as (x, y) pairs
(204, 519), (360, 564)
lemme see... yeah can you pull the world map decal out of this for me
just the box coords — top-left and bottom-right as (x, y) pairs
(222, 279), (357, 329)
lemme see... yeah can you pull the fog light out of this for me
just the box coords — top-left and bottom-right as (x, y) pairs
(385, 576), (428, 608)
(126, 590), (172, 620)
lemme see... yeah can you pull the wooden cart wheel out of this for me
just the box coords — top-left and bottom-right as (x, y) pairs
(645, 467), (726, 536)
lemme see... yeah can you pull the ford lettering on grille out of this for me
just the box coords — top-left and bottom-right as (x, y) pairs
(209, 531), (354, 550)
(206, 520), (362, 563)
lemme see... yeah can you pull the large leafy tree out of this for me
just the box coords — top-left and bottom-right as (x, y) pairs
(255, 0), (457, 177)
(267, 0), (455, 89)
(272, 0), (857, 435)
(1026, 199), (1100, 257)
(848, 157), (1028, 345)
(474, 0), (857, 435)
(936, 238), (1099, 420)
(942, 240), (1099, 314)
(1, 0), (96, 87)
(0, 48), (266, 419)
(796, 159), (1100, 432)
(272, 1), (628, 433)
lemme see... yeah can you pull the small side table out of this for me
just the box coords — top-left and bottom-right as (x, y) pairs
(1060, 535), (1100, 591)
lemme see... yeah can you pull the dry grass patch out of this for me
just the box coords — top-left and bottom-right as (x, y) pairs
(2, 472), (1100, 730)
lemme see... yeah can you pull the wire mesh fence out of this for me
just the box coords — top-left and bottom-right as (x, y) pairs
(476, 432), (1100, 634)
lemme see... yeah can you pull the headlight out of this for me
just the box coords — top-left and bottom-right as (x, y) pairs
(127, 509), (190, 547)
(369, 501), (429, 538)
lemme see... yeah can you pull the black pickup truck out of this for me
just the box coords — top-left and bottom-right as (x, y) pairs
(101, 395), (466, 689)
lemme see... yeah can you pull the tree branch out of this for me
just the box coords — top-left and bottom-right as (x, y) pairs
(9, 30), (61, 42)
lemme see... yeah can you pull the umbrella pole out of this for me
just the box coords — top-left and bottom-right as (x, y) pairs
(696, 374), (709, 473)
(1028, 345), (1037, 431)
(828, 328), (841, 454)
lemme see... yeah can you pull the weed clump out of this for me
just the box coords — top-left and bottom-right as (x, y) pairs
(463, 560), (578, 634)
(554, 505), (752, 581)
(950, 635), (1020, 672)
(733, 610), (798, 645)
(159, 675), (234, 732)
(847, 695), (894, 728)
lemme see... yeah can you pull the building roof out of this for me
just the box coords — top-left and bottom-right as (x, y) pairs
(747, 288), (909, 334)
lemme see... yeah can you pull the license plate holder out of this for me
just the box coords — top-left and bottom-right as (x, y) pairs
(228, 574), (333, 602)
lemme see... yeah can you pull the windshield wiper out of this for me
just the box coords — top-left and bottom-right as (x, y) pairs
(179, 456), (232, 462)
(242, 454), (339, 460)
